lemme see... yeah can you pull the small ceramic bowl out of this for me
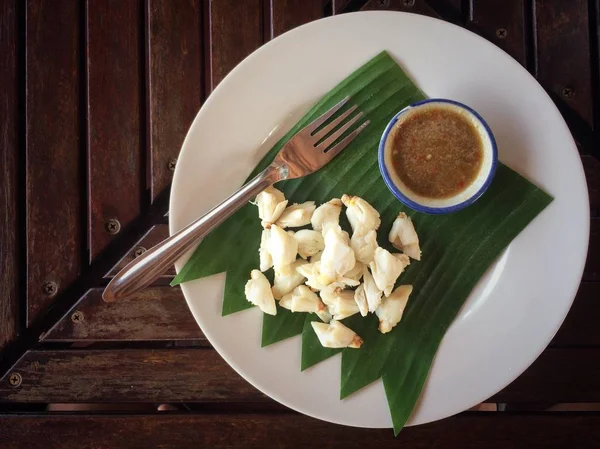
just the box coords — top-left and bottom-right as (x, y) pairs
(378, 98), (498, 214)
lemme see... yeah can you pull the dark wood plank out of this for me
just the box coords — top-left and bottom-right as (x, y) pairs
(584, 155), (600, 217)
(43, 287), (204, 342)
(271, 0), (323, 38)
(0, 0), (18, 350)
(552, 282), (600, 346)
(2, 413), (600, 449)
(105, 224), (175, 278)
(331, 0), (352, 14)
(87, 0), (143, 261)
(206, 0), (264, 90)
(147, 0), (202, 201)
(26, 0), (82, 324)
(0, 349), (265, 402)
(470, 0), (526, 66)
(3, 346), (599, 404)
(492, 348), (600, 403)
(361, 0), (440, 18)
(535, 0), (593, 126)
(584, 219), (599, 281)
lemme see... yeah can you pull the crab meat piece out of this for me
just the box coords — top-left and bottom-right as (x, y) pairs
(376, 285), (413, 333)
(311, 320), (363, 349)
(244, 270), (277, 316)
(254, 187), (288, 228)
(276, 201), (316, 228)
(389, 212), (421, 261)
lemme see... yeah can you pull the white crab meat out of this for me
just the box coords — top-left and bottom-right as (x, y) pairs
(365, 267), (384, 312)
(320, 286), (360, 321)
(279, 285), (328, 315)
(389, 212), (421, 261)
(275, 201), (316, 228)
(350, 229), (378, 264)
(271, 259), (308, 300)
(369, 248), (410, 296)
(254, 187), (288, 228)
(344, 261), (365, 283)
(268, 225), (298, 275)
(341, 194), (381, 236)
(376, 285), (413, 333)
(295, 261), (352, 291)
(319, 225), (356, 285)
(310, 251), (322, 263)
(311, 320), (363, 349)
(244, 270), (277, 316)
(294, 229), (325, 259)
(311, 198), (343, 234)
(259, 229), (273, 272)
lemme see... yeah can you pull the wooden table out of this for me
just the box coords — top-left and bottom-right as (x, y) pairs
(0, 0), (598, 447)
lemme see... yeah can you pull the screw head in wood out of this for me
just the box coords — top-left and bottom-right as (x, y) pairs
(71, 311), (85, 323)
(402, 0), (414, 6)
(561, 86), (574, 98)
(134, 246), (147, 257)
(8, 372), (22, 387)
(43, 281), (58, 297)
(496, 28), (507, 39)
(168, 158), (177, 171)
(106, 218), (121, 235)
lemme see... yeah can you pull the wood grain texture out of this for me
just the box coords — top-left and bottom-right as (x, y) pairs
(147, 0), (202, 201)
(470, 0), (526, 66)
(535, 0), (593, 126)
(26, 0), (82, 324)
(206, 0), (264, 90)
(552, 282), (600, 346)
(332, 0), (352, 14)
(87, 0), (143, 261)
(362, 0), (440, 17)
(584, 155), (600, 217)
(2, 413), (600, 449)
(491, 348), (600, 403)
(0, 0), (18, 349)
(0, 349), (265, 402)
(271, 0), (323, 38)
(44, 287), (204, 342)
(105, 224), (175, 277)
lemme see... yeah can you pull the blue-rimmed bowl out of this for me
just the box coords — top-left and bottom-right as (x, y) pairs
(378, 98), (498, 214)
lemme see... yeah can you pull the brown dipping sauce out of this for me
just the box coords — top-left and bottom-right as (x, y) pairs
(389, 106), (484, 199)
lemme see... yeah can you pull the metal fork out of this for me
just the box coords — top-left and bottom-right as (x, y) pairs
(103, 96), (369, 302)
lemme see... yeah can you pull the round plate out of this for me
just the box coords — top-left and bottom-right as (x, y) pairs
(170, 12), (589, 427)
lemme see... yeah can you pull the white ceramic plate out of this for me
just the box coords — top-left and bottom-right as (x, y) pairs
(170, 12), (589, 427)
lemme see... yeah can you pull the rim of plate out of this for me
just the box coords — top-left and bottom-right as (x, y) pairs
(169, 11), (589, 428)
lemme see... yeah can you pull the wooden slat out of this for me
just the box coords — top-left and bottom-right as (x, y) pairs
(2, 413), (600, 449)
(271, 0), (323, 38)
(147, 0), (202, 201)
(26, 0), (82, 324)
(584, 219), (599, 281)
(0, 0), (18, 349)
(492, 348), (600, 403)
(2, 347), (599, 404)
(0, 349), (265, 402)
(361, 0), (440, 18)
(206, 0), (264, 90)
(87, 0), (143, 260)
(332, 0), (352, 14)
(44, 287), (204, 342)
(535, 0), (593, 126)
(552, 282), (600, 346)
(584, 155), (600, 217)
(105, 224), (175, 278)
(470, 0), (526, 66)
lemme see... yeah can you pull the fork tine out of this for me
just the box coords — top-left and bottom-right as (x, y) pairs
(302, 96), (351, 134)
(322, 120), (370, 160)
(317, 111), (364, 151)
(312, 104), (358, 141)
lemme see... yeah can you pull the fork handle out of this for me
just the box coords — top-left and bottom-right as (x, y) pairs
(102, 162), (286, 302)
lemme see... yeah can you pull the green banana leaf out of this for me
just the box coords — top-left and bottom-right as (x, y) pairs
(172, 51), (553, 434)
